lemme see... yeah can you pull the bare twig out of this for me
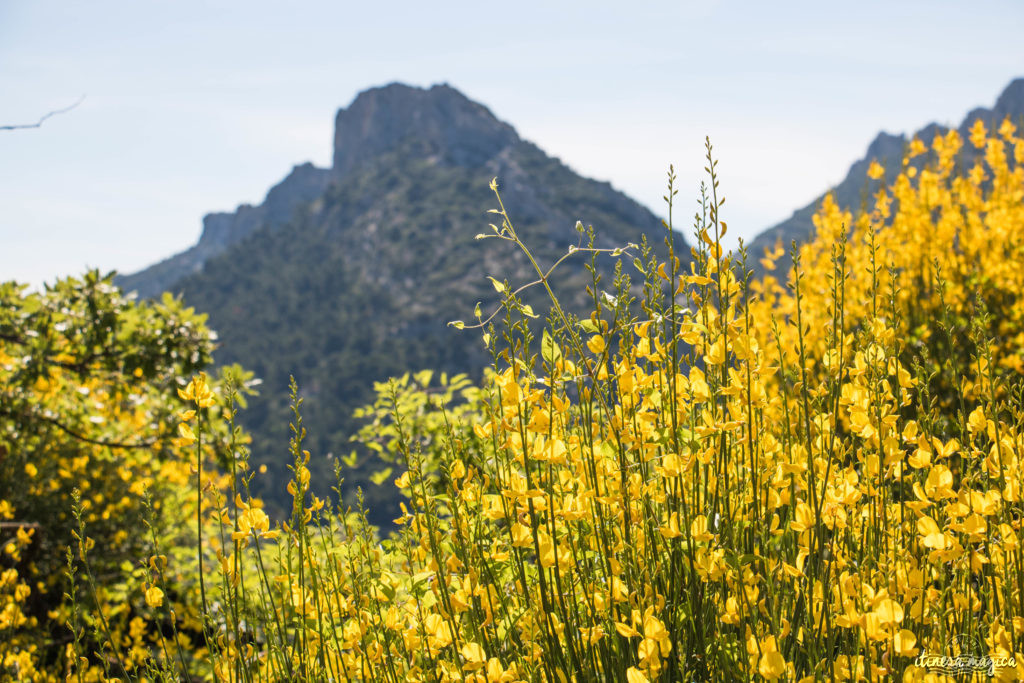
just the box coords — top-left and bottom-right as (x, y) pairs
(1, 95), (85, 131)
(0, 405), (160, 450)
(35, 412), (159, 449)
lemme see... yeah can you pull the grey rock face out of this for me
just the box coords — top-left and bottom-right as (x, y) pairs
(332, 83), (521, 178)
(200, 163), (332, 250)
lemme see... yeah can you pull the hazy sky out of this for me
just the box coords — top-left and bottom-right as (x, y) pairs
(2, 1), (1022, 288)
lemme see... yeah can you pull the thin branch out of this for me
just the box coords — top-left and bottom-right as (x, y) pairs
(0, 405), (160, 450)
(1, 329), (126, 375)
(1, 95), (85, 131)
(36, 412), (160, 450)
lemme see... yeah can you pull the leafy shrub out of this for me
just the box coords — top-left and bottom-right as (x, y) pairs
(0, 274), (245, 681)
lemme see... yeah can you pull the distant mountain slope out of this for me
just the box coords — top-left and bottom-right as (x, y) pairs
(119, 83), (680, 523)
(748, 77), (1024, 273)
(117, 163), (332, 298)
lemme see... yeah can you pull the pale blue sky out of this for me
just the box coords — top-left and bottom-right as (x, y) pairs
(2, 1), (1022, 287)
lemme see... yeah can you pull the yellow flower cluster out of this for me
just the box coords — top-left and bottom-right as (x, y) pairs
(60, 122), (1024, 680)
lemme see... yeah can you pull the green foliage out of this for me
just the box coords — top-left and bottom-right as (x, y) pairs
(351, 370), (486, 506)
(0, 271), (245, 679)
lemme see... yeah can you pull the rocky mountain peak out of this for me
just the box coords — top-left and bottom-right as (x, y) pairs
(117, 82), (660, 309)
(864, 130), (906, 163)
(992, 78), (1024, 122)
(199, 162), (330, 249)
(748, 76), (1024, 272)
(331, 83), (520, 177)
(959, 79), (1024, 133)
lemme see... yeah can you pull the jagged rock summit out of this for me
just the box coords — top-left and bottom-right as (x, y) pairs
(117, 82), (545, 298)
(332, 83), (521, 177)
(748, 77), (1024, 271)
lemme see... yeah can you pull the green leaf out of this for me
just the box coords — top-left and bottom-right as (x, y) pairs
(541, 329), (562, 366)
(377, 580), (397, 602)
(369, 467), (393, 485)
